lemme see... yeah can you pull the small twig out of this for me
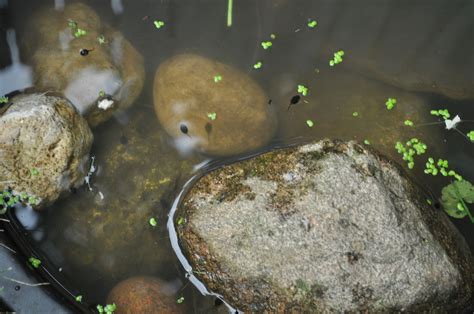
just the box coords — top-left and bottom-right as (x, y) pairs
(2, 276), (50, 287)
(0, 242), (16, 254)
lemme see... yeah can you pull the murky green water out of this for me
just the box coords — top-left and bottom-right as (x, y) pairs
(1, 0), (473, 312)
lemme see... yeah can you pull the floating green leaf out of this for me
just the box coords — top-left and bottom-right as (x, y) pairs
(297, 84), (308, 96)
(253, 61), (262, 69)
(306, 120), (314, 128)
(404, 119), (413, 126)
(261, 41), (273, 49)
(329, 50), (344, 66)
(30, 168), (39, 176)
(0, 96), (8, 104)
(74, 28), (87, 38)
(430, 109), (450, 120)
(75, 295), (83, 303)
(363, 139), (370, 145)
(177, 296), (185, 304)
(467, 131), (474, 142)
(207, 112), (217, 120)
(28, 257), (41, 269)
(149, 217), (157, 227)
(154, 20), (165, 29)
(352, 112), (359, 117)
(385, 98), (397, 110)
(214, 75), (222, 83)
(307, 19), (317, 28)
(441, 180), (474, 222)
(177, 217), (185, 225)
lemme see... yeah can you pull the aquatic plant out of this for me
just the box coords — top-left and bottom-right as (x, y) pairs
(261, 41), (273, 50)
(0, 96), (8, 103)
(404, 119), (414, 126)
(149, 217), (158, 227)
(424, 158), (462, 181)
(253, 61), (263, 69)
(0, 189), (39, 214)
(176, 296), (184, 304)
(430, 109), (450, 120)
(468, 131), (474, 142)
(307, 19), (317, 28)
(441, 180), (474, 222)
(395, 138), (427, 169)
(28, 257), (41, 269)
(177, 217), (185, 225)
(385, 98), (397, 110)
(97, 303), (116, 314)
(67, 19), (87, 38)
(363, 139), (371, 145)
(329, 50), (344, 66)
(297, 84), (308, 96)
(352, 112), (359, 117)
(154, 20), (165, 29)
(306, 120), (314, 128)
(213, 75), (222, 83)
(75, 295), (83, 302)
(207, 112), (217, 120)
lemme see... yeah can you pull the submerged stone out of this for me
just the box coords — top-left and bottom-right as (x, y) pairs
(177, 139), (474, 312)
(0, 92), (93, 209)
(23, 3), (144, 127)
(153, 54), (277, 156)
(107, 276), (182, 314)
(43, 109), (197, 284)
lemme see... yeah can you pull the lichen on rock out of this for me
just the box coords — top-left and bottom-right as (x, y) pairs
(177, 139), (474, 312)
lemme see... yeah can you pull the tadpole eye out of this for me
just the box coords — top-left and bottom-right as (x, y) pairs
(290, 95), (300, 105)
(205, 122), (212, 134)
(180, 124), (188, 134)
(79, 49), (89, 56)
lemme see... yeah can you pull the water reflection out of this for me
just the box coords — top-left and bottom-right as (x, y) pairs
(0, 29), (32, 95)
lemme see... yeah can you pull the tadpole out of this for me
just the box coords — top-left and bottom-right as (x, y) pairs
(287, 95), (301, 111)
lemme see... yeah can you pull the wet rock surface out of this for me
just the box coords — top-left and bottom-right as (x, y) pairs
(24, 3), (144, 127)
(177, 139), (474, 312)
(0, 92), (93, 209)
(154, 54), (277, 156)
(107, 276), (181, 314)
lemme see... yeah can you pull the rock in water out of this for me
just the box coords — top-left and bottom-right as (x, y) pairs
(153, 54), (277, 156)
(107, 276), (182, 314)
(0, 93), (93, 209)
(23, 3), (144, 127)
(177, 139), (474, 312)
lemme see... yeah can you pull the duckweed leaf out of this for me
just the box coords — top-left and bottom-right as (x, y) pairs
(0, 96), (8, 104)
(154, 20), (165, 29)
(385, 98), (397, 110)
(404, 120), (414, 126)
(307, 19), (317, 28)
(306, 120), (314, 128)
(253, 61), (262, 69)
(352, 112), (359, 117)
(297, 85), (308, 96)
(28, 257), (41, 268)
(177, 296), (185, 304)
(97, 35), (106, 45)
(149, 217), (158, 227)
(468, 131), (474, 142)
(207, 112), (217, 120)
(214, 75), (222, 83)
(261, 41), (272, 49)
(75, 295), (83, 303)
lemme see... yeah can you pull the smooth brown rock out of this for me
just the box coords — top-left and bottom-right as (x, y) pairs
(107, 276), (182, 314)
(24, 3), (144, 127)
(154, 54), (277, 156)
(0, 92), (93, 209)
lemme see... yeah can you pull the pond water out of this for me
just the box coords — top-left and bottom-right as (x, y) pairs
(1, 0), (473, 312)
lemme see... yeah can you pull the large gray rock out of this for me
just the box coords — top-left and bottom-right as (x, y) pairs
(177, 139), (474, 312)
(23, 3), (145, 127)
(0, 92), (93, 209)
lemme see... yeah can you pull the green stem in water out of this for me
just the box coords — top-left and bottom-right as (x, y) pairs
(227, 0), (233, 27)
